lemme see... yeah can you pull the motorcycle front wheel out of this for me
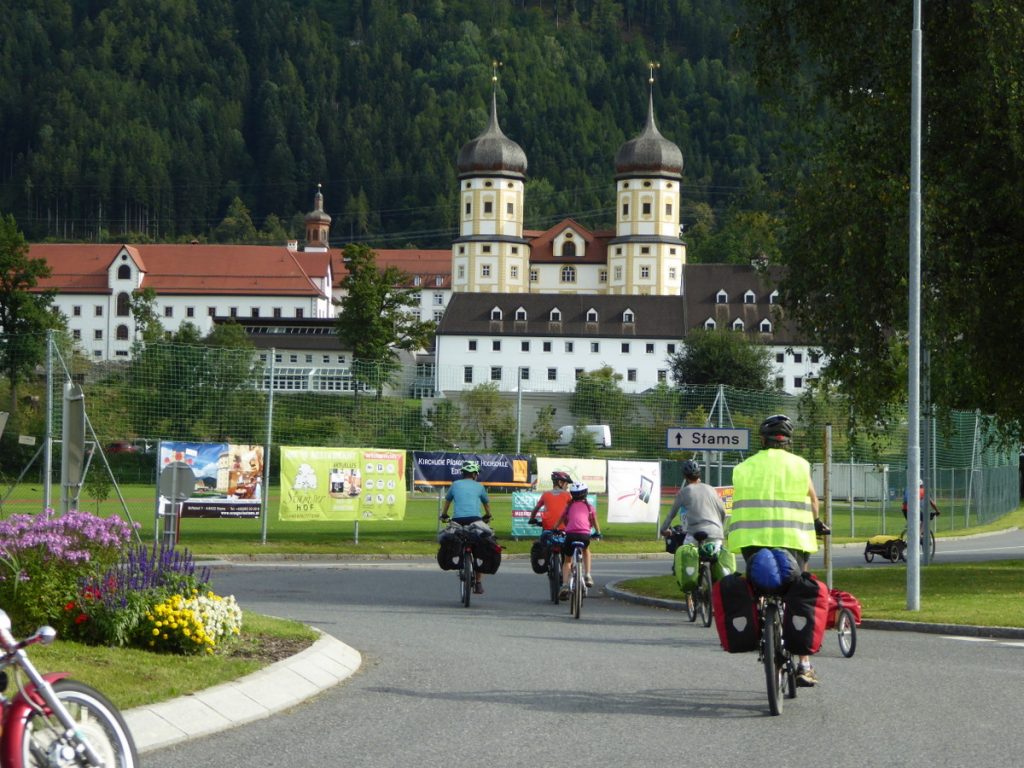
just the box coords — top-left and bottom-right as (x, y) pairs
(21, 679), (138, 768)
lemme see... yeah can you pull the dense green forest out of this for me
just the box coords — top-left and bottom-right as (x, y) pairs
(0, 0), (798, 254)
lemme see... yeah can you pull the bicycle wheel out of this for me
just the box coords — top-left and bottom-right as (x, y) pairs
(548, 551), (562, 604)
(763, 602), (784, 716)
(461, 548), (473, 607)
(22, 679), (139, 768)
(685, 591), (697, 622)
(698, 564), (713, 628)
(836, 607), (857, 658)
(571, 554), (583, 619)
(925, 530), (936, 560)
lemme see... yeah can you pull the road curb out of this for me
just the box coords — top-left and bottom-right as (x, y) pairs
(604, 580), (1024, 640)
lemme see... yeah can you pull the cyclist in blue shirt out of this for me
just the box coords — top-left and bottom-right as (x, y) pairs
(441, 460), (493, 593)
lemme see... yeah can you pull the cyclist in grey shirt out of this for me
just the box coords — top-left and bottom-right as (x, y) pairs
(660, 460), (726, 545)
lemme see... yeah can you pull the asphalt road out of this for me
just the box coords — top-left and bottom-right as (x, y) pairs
(145, 538), (1024, 768)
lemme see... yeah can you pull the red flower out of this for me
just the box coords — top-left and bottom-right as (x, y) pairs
(64, 601), (76, 612)
(74, 614), (89, 625)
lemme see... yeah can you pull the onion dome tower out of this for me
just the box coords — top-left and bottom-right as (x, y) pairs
(304, 184), (332, 252)
(608, 64), (686, 296)
(452, 62), (529, 293)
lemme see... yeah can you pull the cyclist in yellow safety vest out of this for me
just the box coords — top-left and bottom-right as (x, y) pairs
(729, 414), (829, 688)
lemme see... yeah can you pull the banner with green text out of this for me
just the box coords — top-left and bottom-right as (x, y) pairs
(279, 447), (407, 521)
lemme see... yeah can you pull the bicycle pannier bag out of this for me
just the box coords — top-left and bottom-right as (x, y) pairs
(782, 572), (829, 655)
(711, 573), (760, 653)
(530, 539), (548, 574)
(711, 546), (737, 582)
(674, 543), (700, 592)
(472, 534), (503, 575)
(436, 530), (462, 571)
(664, 529), (686, 555)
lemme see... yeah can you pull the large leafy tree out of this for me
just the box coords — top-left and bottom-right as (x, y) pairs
(0, 214), (63, 415)
(334, 244), (435, 399)
(670, 329), (776, 390)
(738, 1), (1024, 435)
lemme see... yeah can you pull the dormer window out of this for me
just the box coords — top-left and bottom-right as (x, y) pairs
(716, 290), (729, 304)
(550, 308), (562, 322)
(490, 307), (503, 321)
(561, 241), (577, 258)
(704, 317), (717, 330)
(623, 309), (635, 324)
(732, 318), (745, 331)
(744, 290), (756, 304)
(515, 307), (527, 321)
(435, 276), (443, 286)
(760, 319), (773, 333)
(586, 309), (599, 323)
(413, 275), (422, 286)
(117, 265), (131, 280)
(769, 290), (780, 305)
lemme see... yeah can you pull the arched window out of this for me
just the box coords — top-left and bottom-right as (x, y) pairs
(116, 292), (131, 317)
(116, 324), (129, 341)
(117, 265), (131, 280)
(561, 241), (576, 258)
(560, 266), (576, 283)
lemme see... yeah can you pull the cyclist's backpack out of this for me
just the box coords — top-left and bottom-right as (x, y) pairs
(436, 530), (462, 571)
(530, 539), (548, 574)
(782, 572), (830, 655)
(711, 573), (760, 653)
(674, 543), (700, 592)
(747, 547), (800, 595)
(711, 546), (737, 582)
(472, 533), (503, 575)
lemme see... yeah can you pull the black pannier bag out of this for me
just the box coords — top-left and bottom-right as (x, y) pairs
(782, 572), (829, 655)
(472, 532), (503, 575)
(711, 573), (760, 653)
(530, 539), (548, 574)
(436, 530), (462, 571)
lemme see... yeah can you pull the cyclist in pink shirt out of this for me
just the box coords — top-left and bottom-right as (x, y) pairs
(556, 482), (602, 598)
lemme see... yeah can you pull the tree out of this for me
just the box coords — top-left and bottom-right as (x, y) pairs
(212, 197), (258, 243)
(570, 366), (631, 446)
(459, 383), (515, 450)
(128, 287), (164, 343)
(334, 244), (435, 399)
(738, 1), (1024, 436)
(669, 329), (775, 390)
(0, 214), (63, 415)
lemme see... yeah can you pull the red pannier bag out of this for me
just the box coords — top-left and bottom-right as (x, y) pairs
(711, 573), (760, 653)
(782, 572), (829, 655)
(827, 589), (863, 628)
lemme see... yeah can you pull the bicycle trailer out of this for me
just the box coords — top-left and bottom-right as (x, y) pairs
(864, 534), (905, 563)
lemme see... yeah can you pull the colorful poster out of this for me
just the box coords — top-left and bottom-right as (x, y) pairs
(606, 460), (662, 523)
(279, 447), (407, 521)
(716, 485), (735, 516)
(512, 491), (542, 538)
(159, 441), (263, 519)
(412, 452), (532, 488)
(535, 457), (607, 493)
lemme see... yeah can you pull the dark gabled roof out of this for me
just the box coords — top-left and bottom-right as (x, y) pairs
(682, 263), (807, 345)
(437, 293), (685, 340)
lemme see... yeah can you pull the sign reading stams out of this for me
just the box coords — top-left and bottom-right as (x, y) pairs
(666, 427), (750, 451)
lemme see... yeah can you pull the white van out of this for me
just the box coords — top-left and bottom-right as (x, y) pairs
(553, 424), (612, 448)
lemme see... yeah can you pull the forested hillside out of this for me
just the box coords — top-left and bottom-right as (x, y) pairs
(0, 0), (799, 255)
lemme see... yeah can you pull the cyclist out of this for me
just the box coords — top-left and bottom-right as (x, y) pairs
(440, 460), (493, 594)
(902, 478), (941, 522)
(728, 414), (829, 687)
(661, 459), (726, 548)
(529, 470), (572, 537)
(556, 481), (601, 598)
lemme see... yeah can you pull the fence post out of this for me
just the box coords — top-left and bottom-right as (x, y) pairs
(261, 348), (275, 545)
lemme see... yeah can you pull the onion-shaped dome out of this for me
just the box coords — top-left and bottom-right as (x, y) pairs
(304, 187), (332, 224)
(614, 92), (683, 177)
(457, 93), (527, 179)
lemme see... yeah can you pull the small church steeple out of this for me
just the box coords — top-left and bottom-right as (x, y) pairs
(304, 183), (332, 251)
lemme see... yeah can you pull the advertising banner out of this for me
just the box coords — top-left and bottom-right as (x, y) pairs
(606, 460), (662, 523)
(412, 452), (532, 488)
(159, 441), (263, 519)
(535, 457), (607, 493)
(279, 447), (407, 522)
(512, 490), (600, 538)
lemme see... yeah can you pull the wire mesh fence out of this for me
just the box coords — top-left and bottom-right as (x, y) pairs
(0, 333), (1017, 539)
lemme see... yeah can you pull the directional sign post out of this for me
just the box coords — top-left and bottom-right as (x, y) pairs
(666, 427), (750, 452)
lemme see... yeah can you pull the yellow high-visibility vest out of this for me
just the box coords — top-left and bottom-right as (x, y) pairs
(728, 448), (817, 554)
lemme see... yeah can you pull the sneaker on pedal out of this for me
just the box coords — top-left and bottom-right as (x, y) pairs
(558, 585), (569, 600)
(584, 574), (594, 588)
(473, 582), (484, 595)
(796, 665), (818, 687)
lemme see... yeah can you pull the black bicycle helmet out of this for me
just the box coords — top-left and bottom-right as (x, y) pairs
(551, 470), (572, 485)
(759, 414), (794, 444)
(681, 459), (700, 480)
